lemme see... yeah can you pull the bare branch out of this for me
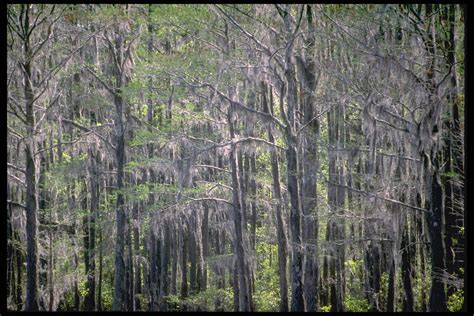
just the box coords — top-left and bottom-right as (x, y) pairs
(195, 164), (231, 174)
(7, 199), (26, 208)
(8, 173), (26, 187)
(188, 197), (233, 206)
(84, 66), (116, 96)
(214, 4), (284, 69)
(62, 118), (116, 150)
(7, 162), (26, 174)
(326, 179), (430, 214)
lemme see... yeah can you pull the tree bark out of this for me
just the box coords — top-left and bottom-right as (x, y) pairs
(111, 19), (129, 310)
(159, 224), (170, 311)
(401, 218), (414, 312)
(24, 22), (40, 311)
(386, 258), (396, 312)
(180, 226), (189, 299)
(202, 203), (209, 290)
(84, 149), (97, 311)
(264, 84), (289, 312)
(228, 93), (251, 311)
(300, 4), (320, 312)
(133, 204), (142, 309)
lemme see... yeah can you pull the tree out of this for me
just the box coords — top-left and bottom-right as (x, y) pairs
(7, 4), (464, 312)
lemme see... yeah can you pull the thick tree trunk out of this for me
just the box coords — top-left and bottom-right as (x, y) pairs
(180, 227), (188, 299)
(422, 5), (447, 312)
(326, 106), (345, 312)
(446, 4), (464, 298)
(125, 216), (134, 311)
(228, 98), (251, 311)
(249, 155), (257, 252)
(426, 167), (447, 312)
(112, 22), (128, 310)
(84, 149), (97, 311)
(159, 224), (170, 311)
(98, 215), (104, 311)
(7, 183), (13, 301)
(112, 90), (127, 310)
(68, 185), (81, 311)
(202, 203), (209, 291)
(16, 242), (23, 311)
(170, 226), (178, 295)
(231, 148), (251, 311)
(189, 225), (197, 294)
(148, 233), (157, 310)
(214, 223), (225, 312)
(278, 8), (305, 311)
(386, 258), (396, 312)
(195, 213), (205, 295)
(24, 56), (39, 313)
(133, 204), (142, 309)
(232, 262), (240, 311)
(415, 203), (428, 312)
(362, 114), (381, 312)
(401, 219), (414, 312)
(300, 4), (320, 312)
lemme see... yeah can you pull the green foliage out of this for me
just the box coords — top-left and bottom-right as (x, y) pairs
(345, 258), (362, 275)
(179, 287), (234, 311)
(78, 278), (89, 297)
(253, 226), (280, 311)
(344, 295), (371, 312)
(320, 305), (331, 312)
(256, 151), (270, 169)
(413, 262), (431, 311)
(136, 294), (150, 311)
(57, 290), (76, 311)
(379, 271), (389, 311)
(165, 294), (181, 311)
(442, 170), (458, 178)
(101, 284), (114, 311)
(447, 289), (464, 312)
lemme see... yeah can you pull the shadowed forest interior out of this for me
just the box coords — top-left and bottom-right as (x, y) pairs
(6, 4), (465, 312)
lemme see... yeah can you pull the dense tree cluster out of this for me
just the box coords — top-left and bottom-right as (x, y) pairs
(7, 4), (464, 312)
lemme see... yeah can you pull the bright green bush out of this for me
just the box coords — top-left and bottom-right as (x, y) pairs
(447, 289), (464, 312)
(344, 295), (371, 312)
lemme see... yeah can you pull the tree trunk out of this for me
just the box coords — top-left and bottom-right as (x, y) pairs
(180, 226), (188, 299)
(170, 226), (178, 295)
(326, 105), (345, 312)
(112, 23), (128, 311)
(24, 50), (39, 314)
(232, 262), (240, 311)
(263, 83), (289, 312)
(202, 203), (209, 290)
(98, 212), (104, 311)
(386, 258), (396, 312)
(16, 241), (23, 311)
(7, 183), (13, 302)
(363, 113), (380, 312)
(299, 4), (320, 312)
(159, 224), (170, 311)
(84, 149), (97, 311)
(189, 223), (197, 294)
(422, 5), (447, 312)
(228, 97), (251, 311)
(426, 167), (447, 312)
(133, 204), (142, 310)
(446, 4), (464, 298)
(125, 216), (134, 311)
(401, 218), (414, 312)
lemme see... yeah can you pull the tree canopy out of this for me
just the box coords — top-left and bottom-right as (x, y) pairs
(7, 4), (465, 312)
